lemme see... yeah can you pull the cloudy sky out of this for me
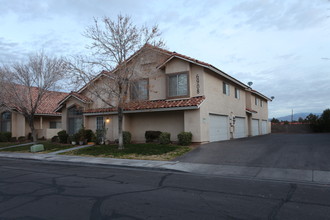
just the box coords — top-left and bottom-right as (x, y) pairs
(1, 0), (329, 118)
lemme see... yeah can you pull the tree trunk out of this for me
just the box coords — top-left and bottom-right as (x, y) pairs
(118, 106), (124, 150)
(27, 115), (37, 142)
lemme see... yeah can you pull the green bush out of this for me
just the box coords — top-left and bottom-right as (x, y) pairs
(18, 136), (26, 142)
(123, 131), (132, 144)
(0, 132), (12, 142)
(51, 136), (59, 143)
(0, 133), (5, 142)
(57, 130), (68, 144)
(177, 132), (192, 146)
(159, 132), (171, 145)
(84, 129), (94, 142)
(145, 130), (162, 143)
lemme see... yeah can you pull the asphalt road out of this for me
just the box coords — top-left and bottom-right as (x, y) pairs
(178, 133), (330, 171)
(2, 158), (330, 219)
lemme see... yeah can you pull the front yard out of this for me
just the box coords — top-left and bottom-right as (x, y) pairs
(0, 142), (74, 153)
(62, 143), (192, 161)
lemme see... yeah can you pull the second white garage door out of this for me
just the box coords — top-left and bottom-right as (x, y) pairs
(209, 114), (229, 142)
(261, 120), (268, 134)
(234, 117), (246, 139)
(252, 119), (259, 136)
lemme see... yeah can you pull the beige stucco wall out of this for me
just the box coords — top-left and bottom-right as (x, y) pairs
(11, 112), (26, 137)
(201, 70), (248, 139)
(84, 115), (118, 141)
(124, 111), (184, 142)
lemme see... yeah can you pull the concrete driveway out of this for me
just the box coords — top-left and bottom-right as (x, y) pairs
(178, 133), (330, 171)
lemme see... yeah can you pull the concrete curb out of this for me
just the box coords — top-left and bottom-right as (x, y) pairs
(1, 152), (330, 185)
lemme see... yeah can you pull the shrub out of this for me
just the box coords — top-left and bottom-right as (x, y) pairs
(159, 132), (171, 145)
(51, 136), (59, 143)
(177, 132), (192, 146)
(18, 136), (26, 142)
(57, 130), (68, 144)
(10, 137), (17, 142)
(145, 130), (162, 143)
(0, 133), (5, 142)
(84, 129), (94, 142)
(3, 132), (12, 142)
(0, 132), (12, 142)
(123, 131), (131, 144)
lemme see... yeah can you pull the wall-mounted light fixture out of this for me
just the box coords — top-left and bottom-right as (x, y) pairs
(105, 117), (111, 124)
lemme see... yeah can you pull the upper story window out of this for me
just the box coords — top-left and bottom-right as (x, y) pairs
(235, 88), (240, 99)
(255, 97), (260, 106)
(131, 79), (148, 101)
(168, 72), (188, 97)
(261, 100), (263, 107)
(223, 82), (230, 96)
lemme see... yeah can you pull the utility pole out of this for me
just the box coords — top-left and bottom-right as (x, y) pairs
(291, 109), (293, 122)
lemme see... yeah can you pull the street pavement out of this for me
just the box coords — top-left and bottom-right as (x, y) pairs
(2, 158), (330, 219)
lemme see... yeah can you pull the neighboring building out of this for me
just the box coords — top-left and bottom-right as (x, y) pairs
(56, 44), (272, 143)
(0, 86), (68, 139)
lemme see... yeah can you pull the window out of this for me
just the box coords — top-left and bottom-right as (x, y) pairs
(168, 73), (188, 97)
(49, 121), (61, 129)
(223, 82), (230, 96)
(67, 106), (83, 135)
(131, 79), (148, 100)
(261, 100), (263, 107)
(0, 111), (11, 132)
(96, 116), (104, 131)
(255, 97), (259, 106)
(235, 88), (240, 99)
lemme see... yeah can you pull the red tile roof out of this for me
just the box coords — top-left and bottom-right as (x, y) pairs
(2, 84), (68, 115)
(58, 92), (93, 106)
(246, 108), (258, 114)
(84, 96), (205, 114)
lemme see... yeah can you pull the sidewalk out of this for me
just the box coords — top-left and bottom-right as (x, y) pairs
(1, 151), (330, 185)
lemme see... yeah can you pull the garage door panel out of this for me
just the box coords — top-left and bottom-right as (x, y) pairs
(261, 120), (268, 134)
(252, 119), (259, 136)
(209, 114), (229, 142)
(234, 117), (246, 139)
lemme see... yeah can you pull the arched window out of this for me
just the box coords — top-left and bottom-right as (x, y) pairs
(1, 111), (11, 132)
(67, 106), (83, 135)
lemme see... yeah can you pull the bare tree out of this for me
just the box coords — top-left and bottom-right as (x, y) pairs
(0, 52), (68, 141)
(68, 15), (164, 149)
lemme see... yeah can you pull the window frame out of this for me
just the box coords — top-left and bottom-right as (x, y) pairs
(235, 88), (240, 99)
(167, 72), (189, 98)
(96, 116), (104, 131)
(130, 78), (149, 101)
(67, 105), (83, 135)
(255, 97), (260, 106)
(49, 121), (61, 129)
(0, 111), (11, 132)
(223, 82), (230, 96)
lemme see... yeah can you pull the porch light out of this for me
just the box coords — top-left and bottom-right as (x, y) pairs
(105, 117), (111, 124)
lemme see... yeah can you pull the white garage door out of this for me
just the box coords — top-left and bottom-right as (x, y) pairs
(209, 114), (229, 142)
(252, 119), (259, 136)
(261, 120), (268, 134)
(234, 117), (246, 139)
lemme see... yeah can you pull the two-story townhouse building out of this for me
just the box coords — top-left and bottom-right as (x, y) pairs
(55, 44), (271, 143)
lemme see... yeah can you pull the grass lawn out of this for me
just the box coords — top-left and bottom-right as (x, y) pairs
(0, 142), (74, 153)
(62, 143), (192, 161)
(0, 142), (22, 148)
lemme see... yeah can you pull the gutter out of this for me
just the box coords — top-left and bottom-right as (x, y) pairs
(83, 106), (200, 116)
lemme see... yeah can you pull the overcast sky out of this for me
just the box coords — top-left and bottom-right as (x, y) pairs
(1, 0), (329, 118)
